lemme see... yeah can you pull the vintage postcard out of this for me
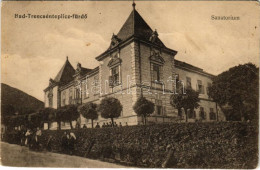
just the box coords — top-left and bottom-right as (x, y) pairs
(1, 0), (259, 168)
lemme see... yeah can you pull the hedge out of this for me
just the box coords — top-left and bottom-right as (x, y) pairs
(3, 122), (258, 168)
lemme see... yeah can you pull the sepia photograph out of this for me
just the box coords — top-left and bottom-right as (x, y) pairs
(1, 0), (259, 168)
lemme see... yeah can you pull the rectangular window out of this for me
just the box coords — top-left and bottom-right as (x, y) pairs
(157, 106), (162, 115)
(83, 80), (89, 98)
(207, 82), (212, 95)
(62, 91), (66, 106)
(49, 97), (53, 107)
(186, 77), (191, 88)
(209, 108), (216, 120)
(197, 80), (204, 94)
(200, 107), (205, 120)
(155, 99), (162, 115)
(111, 66), (119, 83)
(188, 109), (196, 119)
(69, 88), (73, 104)
(93, 75), (100, 94)
(152, 64), (160, 82)
(173, 74), (180, 90)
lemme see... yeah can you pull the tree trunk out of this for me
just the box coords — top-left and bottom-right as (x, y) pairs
(185, 109), (188, 122)
(69, 121), (73, 129)
(48, 122), (50, 130)
(111, 118), (114, 127)
(144, 115), (147, 125)
(91, 119), (94, 128)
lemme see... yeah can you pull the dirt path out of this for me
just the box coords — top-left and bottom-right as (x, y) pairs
(0, 142), (126, 168)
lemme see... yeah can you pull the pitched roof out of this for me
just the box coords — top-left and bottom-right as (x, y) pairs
(174, 59), (215, 77)
(111, 6), (165, 48)
(96, 4), (176, 61)
(54, 58), (75, 83)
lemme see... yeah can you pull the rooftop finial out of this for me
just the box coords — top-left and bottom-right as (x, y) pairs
(66, 56), (68, 60)
(132, 0), (136, 9)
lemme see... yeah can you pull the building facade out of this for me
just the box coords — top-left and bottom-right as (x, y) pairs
(44, 3), (225, 129)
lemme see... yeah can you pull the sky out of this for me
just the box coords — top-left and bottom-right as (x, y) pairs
(1, 1), (259, 101)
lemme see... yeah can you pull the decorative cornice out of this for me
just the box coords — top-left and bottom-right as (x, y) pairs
(96, 36), (177, 61)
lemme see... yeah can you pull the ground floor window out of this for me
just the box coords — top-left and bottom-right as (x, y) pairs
(188, 109), (196, 119)
(155, 99), (163, 115)
(199, 107), (206, 120)
(209, 108), (216, 120)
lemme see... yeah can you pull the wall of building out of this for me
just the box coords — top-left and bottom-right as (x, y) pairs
(174, 66), (225, 121)
(174, 66), (212, 99)
(44, 40), (226, 128)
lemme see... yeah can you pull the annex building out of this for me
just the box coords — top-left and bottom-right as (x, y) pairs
(44, 3), (225, 129)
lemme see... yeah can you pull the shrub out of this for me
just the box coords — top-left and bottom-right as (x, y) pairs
(3, 122), (258, 168)
(78, 102), (98, 128)
(98, 97), (122, 127)
(133, 96), (154, 125)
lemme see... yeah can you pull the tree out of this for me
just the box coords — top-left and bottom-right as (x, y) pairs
(58, 105), (80, 129)
(98, 97), (122, 127)
(208, 63), (259, 121)
(39, 107), (56, 130)
(1, 104), (16, 128)
(78, 102), (98, 128)
(133, 96), (155, 125)
(170, 87), (200, 122)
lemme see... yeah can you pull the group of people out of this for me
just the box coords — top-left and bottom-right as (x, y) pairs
(61, 131), (77, 155)
(19, 127), (42, 151)
(82, 122), (128, 128)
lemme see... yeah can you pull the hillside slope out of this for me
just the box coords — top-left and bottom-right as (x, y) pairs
(1, 83), (44, 116)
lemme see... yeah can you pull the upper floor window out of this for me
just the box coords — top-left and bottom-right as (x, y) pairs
(48, 89), (53, 107)
(197, 80), (204, 94)
(49, 96), (53, 108)
(186, 77), (192, 89)
(110, 66), (120, 86)
(152, 64), (160, 82)
(69, 88), (73, 104)
(108, 53), (121, 87)
(82, 79), (89, 98)
(93, 75), (100, 95)
(207, 82), (212, 96)
(150, 49), (164, 83)
(75, 88), (81, 99)
(62, 91), (66, 106)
